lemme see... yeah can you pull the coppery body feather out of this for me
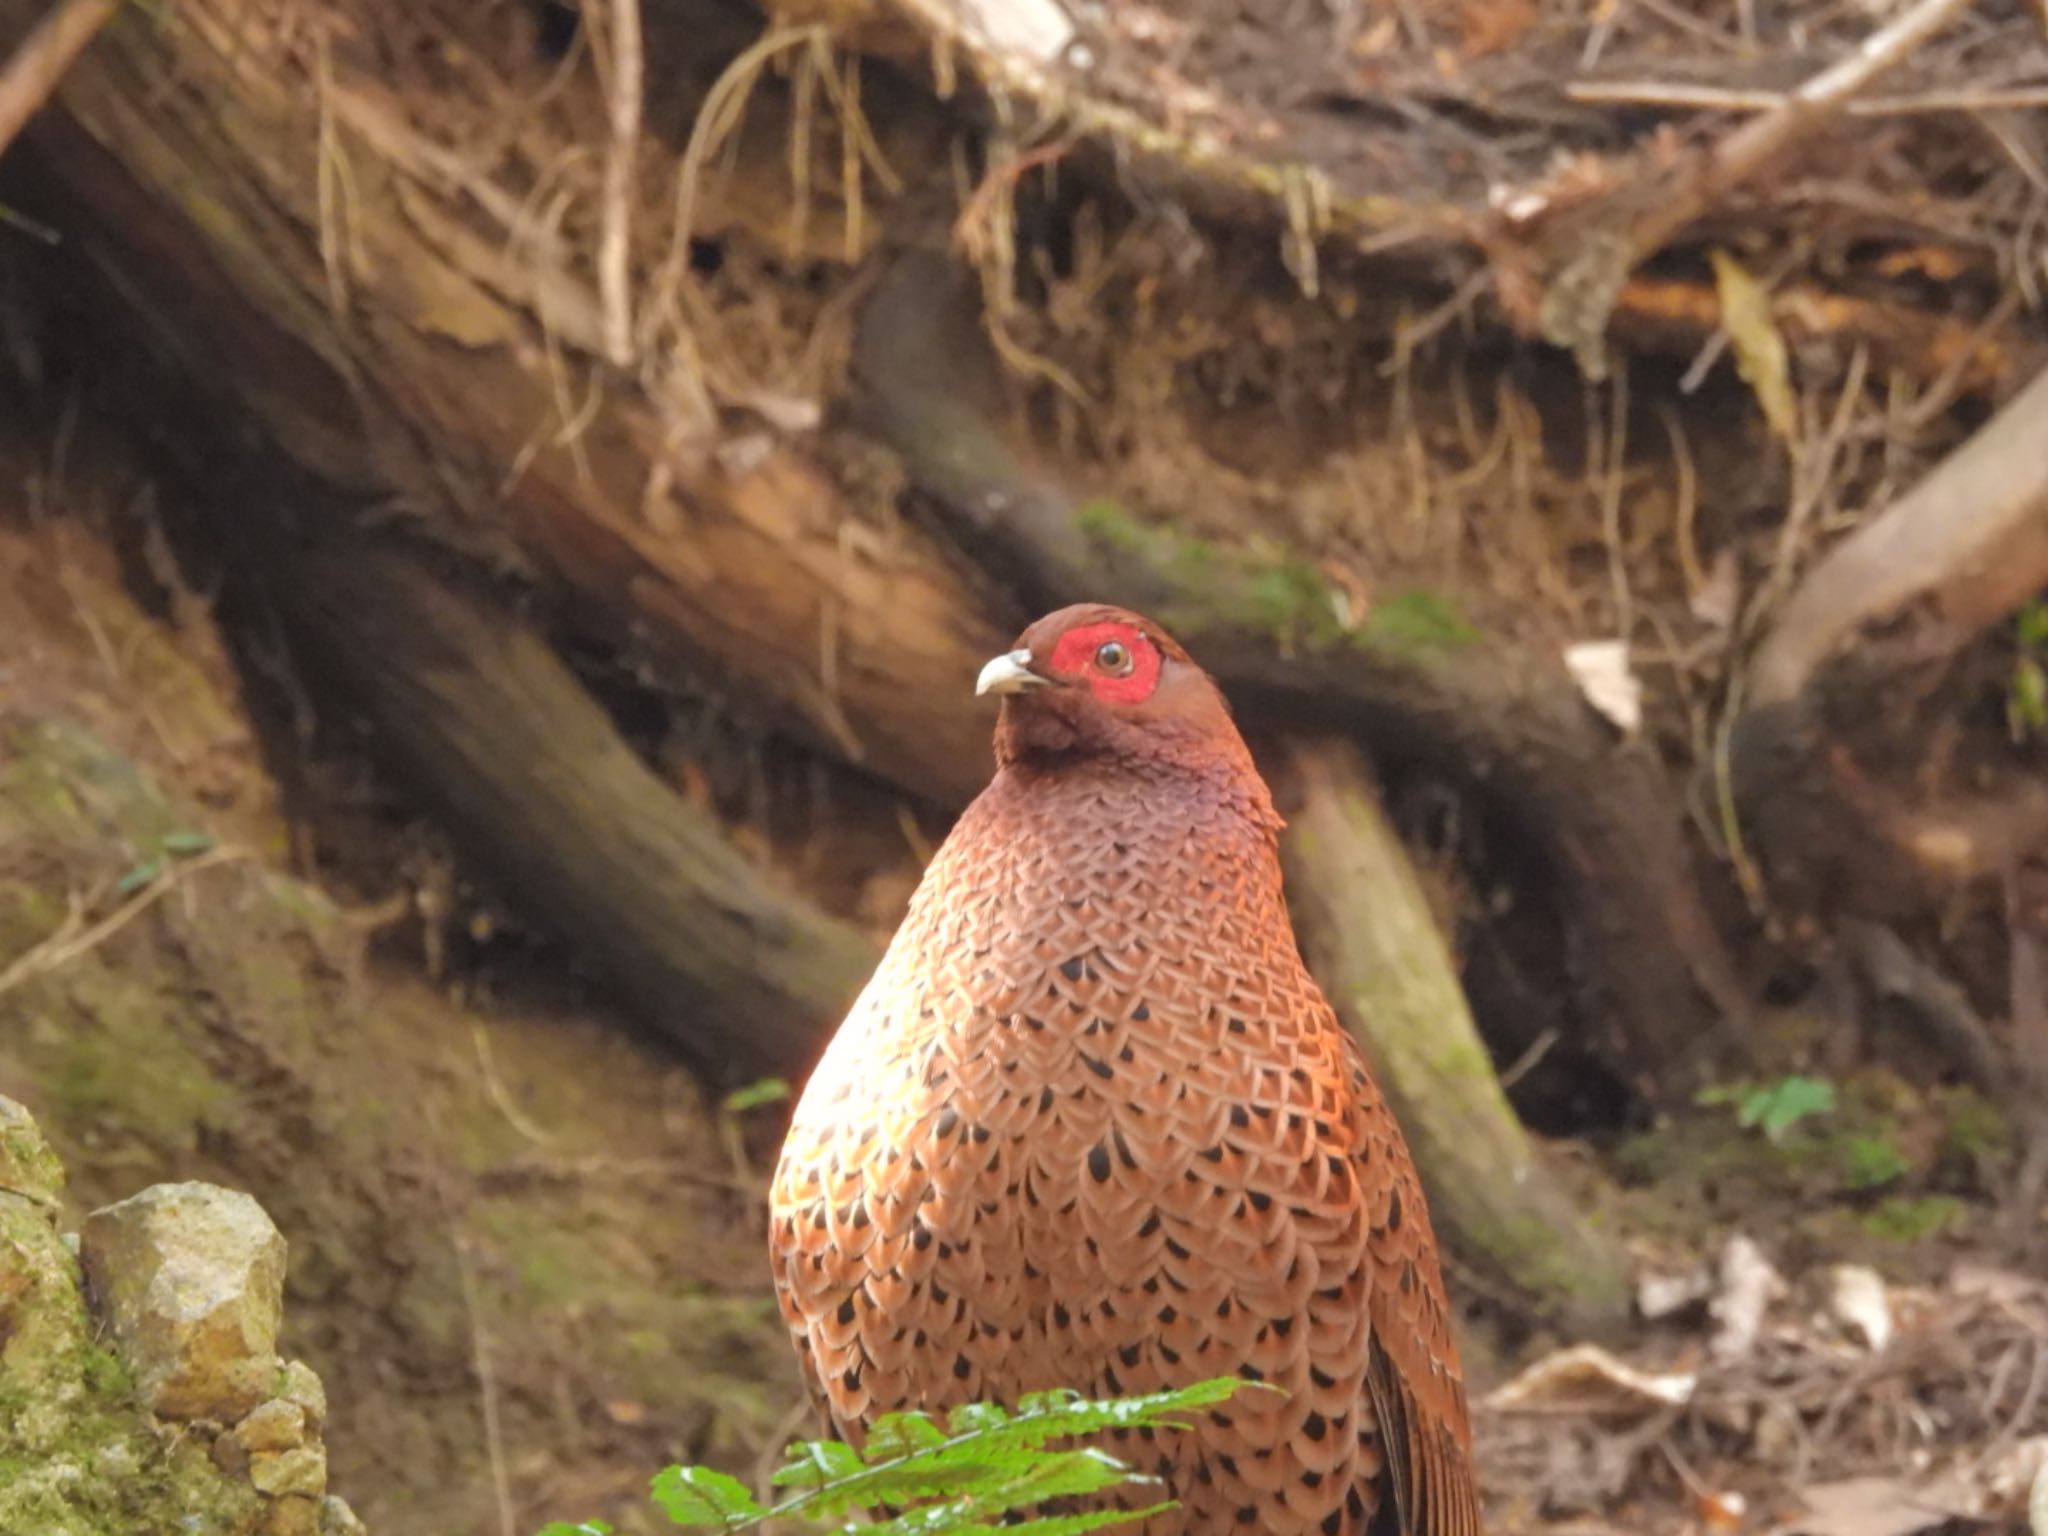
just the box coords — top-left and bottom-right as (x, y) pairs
(769, 605), (1480, 1536)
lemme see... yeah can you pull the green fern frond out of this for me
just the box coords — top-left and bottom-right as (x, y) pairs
(539, 1377), (1261, 1536)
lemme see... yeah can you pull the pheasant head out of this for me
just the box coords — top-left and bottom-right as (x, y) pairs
(976, 603), (1252, 779)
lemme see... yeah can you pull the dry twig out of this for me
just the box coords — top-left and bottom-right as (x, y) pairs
(1619, 0), (1979, 267)
(0, 0), (115, 159)
(596, 0), (643, 368)
(0, 846), (254, 1001)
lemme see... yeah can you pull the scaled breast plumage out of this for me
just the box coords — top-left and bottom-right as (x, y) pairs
(769, 609), (1480, 1536)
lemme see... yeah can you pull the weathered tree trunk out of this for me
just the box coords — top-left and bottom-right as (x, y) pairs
(263, 514), (878, 1081)
(1274, 739), (1633, 1332)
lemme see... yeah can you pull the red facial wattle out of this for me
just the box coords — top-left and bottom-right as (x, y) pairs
(1046, 621), (1162, 705)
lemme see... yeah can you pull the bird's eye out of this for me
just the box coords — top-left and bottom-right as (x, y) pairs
(1094, 640), (1133, 675)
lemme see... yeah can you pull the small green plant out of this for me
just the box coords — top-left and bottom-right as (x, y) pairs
(721, 1078), (792, 1114)
(1860, 1194), (1966, 1242)
(115, 829), (218, 895)
(1835, 1134), (1909, 1191)
(2011, 599), (2048, 741)
(1359, 590), (1481, 653)
(2007, 606), (2039, 741)
(1697, 1074), (1837, 1143)
(537, 1378), (1257, 1536)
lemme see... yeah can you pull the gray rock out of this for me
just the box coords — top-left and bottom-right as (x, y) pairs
(212, 1427), (252, 1479)
(248, 1444), (328, 1498)
(279, 1358), (328, 1428)
(235, 1397), (309, 1452)
(319, 1495), (369, 1536)
(80, 1182), (288, 1420)
(264, 1493), (324, 1536)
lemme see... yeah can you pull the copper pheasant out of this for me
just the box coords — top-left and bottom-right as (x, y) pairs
(769, 604), (1480, 1536)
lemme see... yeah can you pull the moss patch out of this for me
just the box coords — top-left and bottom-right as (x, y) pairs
(1073, 498), (1477, 655)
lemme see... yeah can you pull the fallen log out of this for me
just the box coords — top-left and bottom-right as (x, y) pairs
(1276, 738), (1633, 1331)
(250, 511), (879, 1082)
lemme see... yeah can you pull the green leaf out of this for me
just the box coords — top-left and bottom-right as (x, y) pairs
(535, 1524), (612, 1536)
(721, 1077), (791, 1113)
(2016, 599), (2048, 650)
(649, 1466), (766, 1528)
(1838, 1134), (1909, 1191)
(771, 1438), (865, 1487)
(115, 858), (163, 896)
(943, 1401), (1012, 1436)
(863, 1411), (952, 1459)
(2010, 656), (2047, 740)
(995, 1448), (1149, 1505)
(160, 830), (217, 856)
(1737, 1075), (1836, 1142)
(629, 1379), (1253, 1536)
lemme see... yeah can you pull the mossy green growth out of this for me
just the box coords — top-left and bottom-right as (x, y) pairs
(1071, 500), (1478, 655)
(1832, 1134), (1909, 1191)
(1074, 499), (1145, 553)
(468, 1203), (793, 1446)
(0, 1102), (66, 1206)
(1860, 1194), (1967, 1243)
(0, 1193), (260, 1535)
(1357, 590), (1481, 652)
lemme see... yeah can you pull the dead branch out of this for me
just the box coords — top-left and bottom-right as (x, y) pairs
(0, 845), (255, 999)
(1567, 81), (2048, 118)
(1515, 0), (1984, 362)
(1611, 276), (2032, 397)
(1614, 0), (1979, 269)
(1750, 362), (2048, 709)
(0, 0), (112, 157)
(1839, 918), (2004, 1093)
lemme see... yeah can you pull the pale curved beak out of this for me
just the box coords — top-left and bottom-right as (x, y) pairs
(975, 649), (1050, 697)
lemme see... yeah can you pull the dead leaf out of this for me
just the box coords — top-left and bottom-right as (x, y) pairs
(1771, 1474), (1976, 1536)
(1638, 1263), (1714, 1320)
(1982, 1436), (2047, 1511)
(1825, 1264), (1893, 1352)
(1564, 640), (1642, 735)
(1485, 1342), (1697, 1414)
(1710, 1234), (1785, 1364)
(1710, 249), (1797, 443)
(1455, 0), (1539, 56)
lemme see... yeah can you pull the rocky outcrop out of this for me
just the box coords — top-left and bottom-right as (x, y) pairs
(0, 1096), (363, 1536)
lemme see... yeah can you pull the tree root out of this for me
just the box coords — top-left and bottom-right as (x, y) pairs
(1276, 738), (1633, 1330)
